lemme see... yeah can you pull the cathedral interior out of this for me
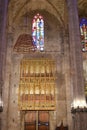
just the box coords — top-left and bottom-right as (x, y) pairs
(0, 0), (87, 130)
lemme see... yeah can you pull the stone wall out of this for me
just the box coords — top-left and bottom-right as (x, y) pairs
(1, 1), (72, 130)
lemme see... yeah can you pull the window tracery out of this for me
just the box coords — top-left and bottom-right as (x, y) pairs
(32, 13), (44, 51)
(80, 18), (87, 52)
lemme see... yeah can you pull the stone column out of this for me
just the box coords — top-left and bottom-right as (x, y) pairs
(0, 0), (8, 94)
(67, 0), (86, 105)
(66, 0), (87, 130)
(63, 32), (73, 130)
(0, 0), (8, 130)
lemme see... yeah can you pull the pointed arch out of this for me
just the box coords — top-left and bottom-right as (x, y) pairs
(32, 13), (44, 51)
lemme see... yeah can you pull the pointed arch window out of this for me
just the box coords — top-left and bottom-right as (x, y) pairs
(80, 18), (87, 52)
(32, 13), (44, 51)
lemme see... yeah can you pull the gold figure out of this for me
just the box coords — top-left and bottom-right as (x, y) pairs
(18, 59), (56, 110)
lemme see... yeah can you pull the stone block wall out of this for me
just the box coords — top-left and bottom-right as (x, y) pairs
(1, 1), (72, 130)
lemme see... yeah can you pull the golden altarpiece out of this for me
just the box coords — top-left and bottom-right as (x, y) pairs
(17, 58), (57, 130)
(18, 59), (56, 111)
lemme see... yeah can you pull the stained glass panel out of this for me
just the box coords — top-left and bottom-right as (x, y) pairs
(80, 18), (87, 52)
(32, 13), (44, 51)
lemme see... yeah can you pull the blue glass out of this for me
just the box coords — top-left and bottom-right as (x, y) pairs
(80, 18), (87, 52)
(32, 13), (44, 50)
(80, 18), (87, 26)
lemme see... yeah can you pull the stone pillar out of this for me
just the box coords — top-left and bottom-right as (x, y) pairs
(63, 32), (73, 130)
(0, 0), (8, 130)
(66, 0), (87, 130)
(0, 0), (8, 93)
(67, 0), (86, 105)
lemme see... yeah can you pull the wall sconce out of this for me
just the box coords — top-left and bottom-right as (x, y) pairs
(71, 106), (87, 114)
(0, 97), (3, 112)
(71, 100), (87, 114)
(0, 81), (3, 112)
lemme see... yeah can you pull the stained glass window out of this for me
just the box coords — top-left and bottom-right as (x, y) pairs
(32, 13), (44, 51)
(80, 18), (87, 52)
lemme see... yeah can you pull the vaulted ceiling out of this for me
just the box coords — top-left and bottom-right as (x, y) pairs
(78, 0), (87, 17)
(8, 0), (87, 27)
(8, 0), (65, 27)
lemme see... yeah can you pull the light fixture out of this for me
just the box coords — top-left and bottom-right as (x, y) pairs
(71, 106), (87, 113)
(0, 81), (3, 112)
(71, 100), (87, 114)
(0, 97), (3, 112)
